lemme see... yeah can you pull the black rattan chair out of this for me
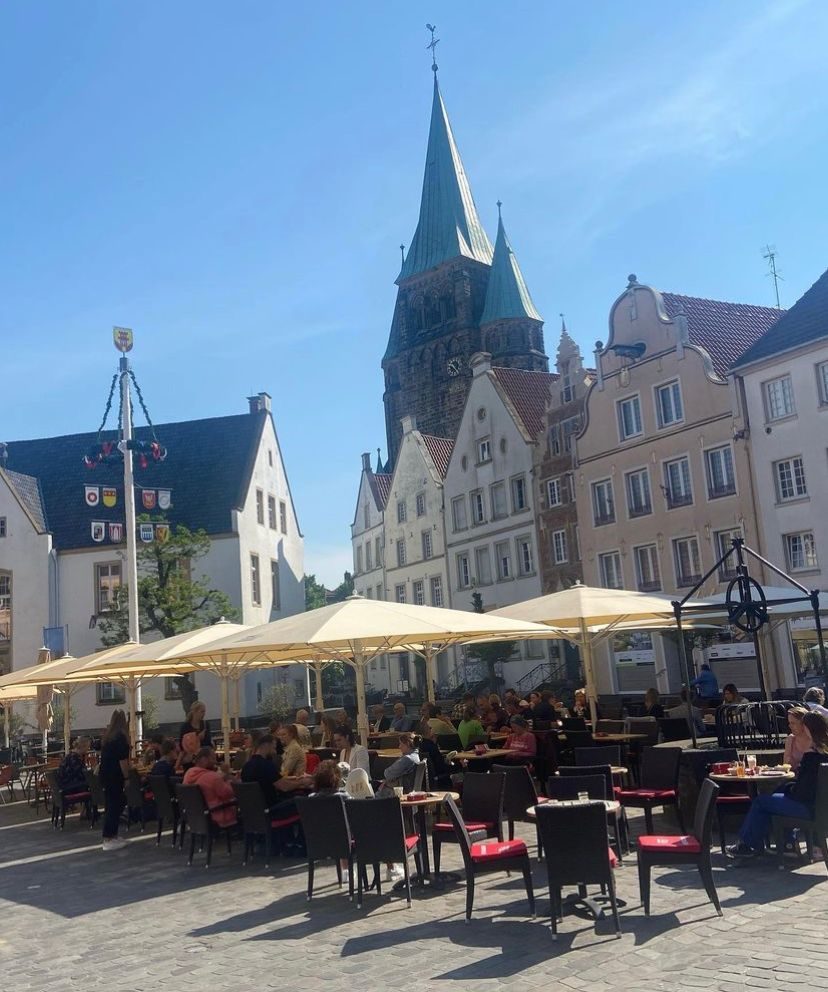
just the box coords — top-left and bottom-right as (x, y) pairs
(175, 783), (237, 867)
(45, 769), (92, 829)
(345, 796), (421, 908)
(433, 771), (504, 872)
(232, 781), (300, 866)
(147, 774), (180, 846)
(575, 745), (621, 768)
(618, 746), (684, 833)
(295, 795), (355, 899)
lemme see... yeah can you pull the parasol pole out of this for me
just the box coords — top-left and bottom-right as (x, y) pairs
(313, 661), (324, 712)
(579, 619), (599, 727)
(232, 672), (241, 731)
(62, 687), (71, 754)
(353, 640), (369, 745)
(117, 330), (142, 747)
(3, 703), (9, 749)
(220, 656), (232, 755)
(424, 644), (437, 704)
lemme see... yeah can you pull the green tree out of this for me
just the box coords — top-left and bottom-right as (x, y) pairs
(466, 592), (517, 690)
(257, 683), (293, 722)
(97, 521), (239, 712)
(304, 570), (354, 610)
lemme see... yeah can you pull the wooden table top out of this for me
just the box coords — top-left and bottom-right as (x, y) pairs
(400, 791), (459, 808)
(710, 770), (794, 782)
(452, 748), (519, 762)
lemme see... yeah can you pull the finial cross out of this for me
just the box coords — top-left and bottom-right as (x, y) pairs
(426, 24), (439, 73)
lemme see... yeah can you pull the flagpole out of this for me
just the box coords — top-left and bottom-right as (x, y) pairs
(118, 333), (142, 748)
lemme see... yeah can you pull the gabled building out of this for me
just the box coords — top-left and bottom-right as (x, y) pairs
(382, 75), (547, 468)
(732, 265), (828, 686)
(350, 451), (390, 603)
(575, 275), (782, 696)
(0, 393), (306, 731)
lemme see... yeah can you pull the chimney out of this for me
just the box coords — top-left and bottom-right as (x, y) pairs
(400, 414), (417, 435)
(247, 392), (272, 414)
(361, 452), (371, 472)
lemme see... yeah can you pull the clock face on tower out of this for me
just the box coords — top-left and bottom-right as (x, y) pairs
(446, 357), (463, 377)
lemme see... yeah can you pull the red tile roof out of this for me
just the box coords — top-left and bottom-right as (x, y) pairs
(661, 293), (783, 378)
(490, 367), (559, 439)
(420, 434), (454, 479)
(369, 473), (392, 509)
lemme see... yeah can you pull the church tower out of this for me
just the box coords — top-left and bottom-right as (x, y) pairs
(382, 69), (547, 468)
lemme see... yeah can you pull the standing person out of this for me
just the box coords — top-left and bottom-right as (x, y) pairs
(332, 726), (370, 774)
(180, 701), (212, 748)
(99, 710), (130, 851)
(690, 663), (719, 702)
(784, 707), (811, 771)
(727, 711), (828, 860)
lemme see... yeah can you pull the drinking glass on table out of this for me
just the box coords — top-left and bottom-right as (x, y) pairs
(746, 754), (757, 773)
(577, 791), (589, 802)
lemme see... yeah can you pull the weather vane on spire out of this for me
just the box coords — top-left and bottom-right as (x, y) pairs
(426, 23), (439, 74)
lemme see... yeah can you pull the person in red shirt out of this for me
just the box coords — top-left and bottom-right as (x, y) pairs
(505, 717), (537, 761)
(183, 747), (237, 828)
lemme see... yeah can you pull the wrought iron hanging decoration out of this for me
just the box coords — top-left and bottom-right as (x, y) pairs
(83, 369), (167, 469)
(725, 574), (769, 633)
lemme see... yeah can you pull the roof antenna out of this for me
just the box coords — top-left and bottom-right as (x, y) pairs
(560, 312), (567, 333)
(496, 199), (503, 220)
(762, 244), (783, 309)
(376, 447), (383, 473)
(399, 244), (405, 267)
(426, 24), (439, 76)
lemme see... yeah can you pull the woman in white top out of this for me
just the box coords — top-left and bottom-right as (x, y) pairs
(333, 726), (370, 775)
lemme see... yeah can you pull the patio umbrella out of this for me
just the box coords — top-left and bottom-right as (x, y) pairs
(0, 683), (38, 749)
(176, 595), (552, 743)
(492, 585), (701, 724)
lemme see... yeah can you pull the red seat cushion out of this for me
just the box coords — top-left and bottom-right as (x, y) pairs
(405, 834), (419, 853)
(638, 834), (701, 853)
(716, 795), (751, 805)
(271, 814), (300, 829)
(470, 838), (527, 862)
(64, 791), (91, 802)
(433, 820), (494, 834)
(617, 789), (677, 801)
(608, 847), (618, 868)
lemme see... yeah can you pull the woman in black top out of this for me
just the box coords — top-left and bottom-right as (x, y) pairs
(643, 688), (665, 720)
(417, 721), (452, 788)
(179, 701), (212, 748)
(99, 709), (131, 850)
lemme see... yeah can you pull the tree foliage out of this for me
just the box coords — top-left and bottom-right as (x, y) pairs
(97, 522), (239, 712)
(304, 570), (354, 611)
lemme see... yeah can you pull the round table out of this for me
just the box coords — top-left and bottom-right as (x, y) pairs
(397, 791), (461, 888)
(526, 798), (621, 817)
(710, 770), (794, 795)
(452, 748), (519, 762)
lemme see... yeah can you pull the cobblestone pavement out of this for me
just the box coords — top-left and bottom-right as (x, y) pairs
(1, 797), (827, 992)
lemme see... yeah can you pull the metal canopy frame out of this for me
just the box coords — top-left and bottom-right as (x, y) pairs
(671, 537), (826, 747)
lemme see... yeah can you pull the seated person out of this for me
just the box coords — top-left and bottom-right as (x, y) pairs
(241, 734), (307, 811)
(390, 702), (416, 733)
(483, 702), (509, 731)
(504, 699), (523, 726)
(505, 717), (537, 760)
(722, 683), (749, 705)
(309, 760), (343, 797)
(293, 709), (312, 747)
(332, 725), (370, 774)
(377, 733), (421, 795)
(571, 689), (590, 720)
(345, 767), (374, 799)
(57, 737), (91, 795)
(803, 687), (828, 719)
(457, 706), (486, 749)
(182, 747), (237, 827)
(728, 711), (828, 860)
(416, 721), (452, 787)
(784, 706), (811, 772)
(277, 724), (307, 777)
(643, 688), (666, 720)
(421, 702), (455, 736)
(665, 689), (706, 737)
(150, 739), (180, 779)
(176, 731), (201, 776)
(531, 690), (556, 722)
(370, 704), (391, 733)
(452, 692), (475, 722)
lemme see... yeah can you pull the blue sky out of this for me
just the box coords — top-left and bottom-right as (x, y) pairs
(2, 1), (827, 586)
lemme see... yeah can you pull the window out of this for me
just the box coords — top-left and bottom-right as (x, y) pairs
(164, 676), (188, 701)
(451, 496), (468, 531)
(625, 469), (652, 517)
(366, 587), (373, 599)
(279, 501), (287, 534)
(655, 381), (683, 427)
(413, 579), (425, 605)
(270, 559), (280, 610)
(471, 489), (486, 525)
(250, 553), (261, 605)
(591, 479), (615, 526)
(475, 547), (493, 585)
(267, 494), (277, 530)
(396, 539), (407, 567)
(430, 575), (444, 607)
(490, 482), (507, 519)
(818, 361), (828, 405)
(634, 545), (661, 592)
(574, 525), (581, 561)
(560, 360), (573, 404)
(365, 541), (372, 571)
(415, 492), (426, 517)
(562, 417), (580, 453)
(598, 552), (623, 589)
(477, 438), (492, 464)
(715, 528), (742, 580)
(785, 532), (818, 571)
(375, 535), (382, 565)
(774, 456), (807, 501)
(764, 375), (795, 421)
(0, 573), (10, 641)
(421, 530), (433, 560)
(268, 450), (273, 467)
(517, 537), (534, 576)
(546, 478), (562, 507)
(457, 553), (471, 589)
(397, 500), (407, 524)
(363, 503), (370, 528)
(701, 445), (734, 499)
(95, 562), (122, 614)
(548, 426), (561, 456)
(355, 545), (363, 574)
(664, 457), (693, 508)
(511, 475), (528, 512)
(395, 583), (406, 604)
(495, 541), (512, 580)
(255, 489), (264, 525)
(673, 536), (702, 587)
(375, 584), (382, 600)
(0, 518), (6, 538)
(552, 529), (568, 564)
(96, 682), (125, 705)
(617, 395), (643, 440)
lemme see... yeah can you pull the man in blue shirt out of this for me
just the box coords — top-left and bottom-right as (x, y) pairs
(389, 702), (416, 732)
(690, 664), (719, 701)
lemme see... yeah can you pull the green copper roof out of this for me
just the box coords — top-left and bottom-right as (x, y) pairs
(480, 212), (542, 324)
(398, 78), (493, 282)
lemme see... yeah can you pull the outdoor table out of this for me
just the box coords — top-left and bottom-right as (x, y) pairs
(709, 770), (794, 795)
(526, 798), (621, 817)
(374, 748), (405, 758)
(21, 763), (49, 807)
(397, 790), (461, 889)
(452, 748), (519, 762)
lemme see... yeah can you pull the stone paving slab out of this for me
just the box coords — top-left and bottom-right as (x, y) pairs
(0, 796), (826, 991)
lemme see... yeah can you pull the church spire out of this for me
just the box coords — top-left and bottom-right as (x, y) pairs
(398, 76), (493, 282)
(480, 206), (542, 324)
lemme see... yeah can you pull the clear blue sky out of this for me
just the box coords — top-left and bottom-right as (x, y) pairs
(2, 1), (826, 586)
